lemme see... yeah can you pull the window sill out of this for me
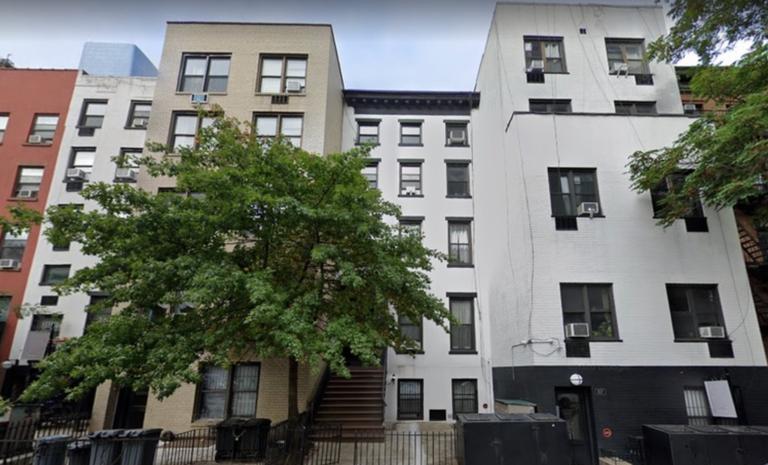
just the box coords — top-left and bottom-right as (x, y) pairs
(449, 350), (478, 355)
(395, 351), (424, 355)
(22, 143), (53, 147)
(587, 339), (623, 343)
(399, 144), (424, 147)
(445, 144), (469, 148)
(446, 195), (472, 199)
(124, 126), (148, 131)
(255, 92), (306, 97)
(550, 214), (606, 219)
(0, 268), (21, 272)
(8, 197), (38, 202)
(355, 142), (380, 147)
(398, 194), (424, 198)
(674, 338), (730, 343)
(447, 263), (474, 268)
(175, 91), (228, 96)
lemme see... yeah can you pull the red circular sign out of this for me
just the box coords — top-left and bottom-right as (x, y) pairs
(602, 427), (613, 439)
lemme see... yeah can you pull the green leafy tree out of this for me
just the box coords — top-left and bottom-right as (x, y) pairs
(628, 0), (768, 225)
(20, 115), (449, 419)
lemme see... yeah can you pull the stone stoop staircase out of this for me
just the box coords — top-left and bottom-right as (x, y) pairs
(313, 366), (385, 439)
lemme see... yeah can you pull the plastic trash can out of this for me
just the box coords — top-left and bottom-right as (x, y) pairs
(118, 429), (162, 465)
(66, 440), (92, 465)
(33, 435), (71, 465)
(215, 418), (271, 461)
(88, 430), (123, 465)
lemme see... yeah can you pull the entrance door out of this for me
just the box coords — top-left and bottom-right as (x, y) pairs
(556, 387), (596, 465)
(112, 388), (148, 429)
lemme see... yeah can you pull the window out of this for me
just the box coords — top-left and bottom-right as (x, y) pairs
(170, 113), (216, 150)
(524, 36), (566, 73)
(446, 162), (470, 198)
(683, 103), (704, 116)
(78, 100), (108, 131)
(196, 364), (260, 419)
(29, 115), (58, 143)
(41, 265), (70, 285)
(605, 39), (648, 75)
(31, 314), (62, 339)
(615, 101), (657, 115)
(398, 314), (422, 351)
(85, 294), (112, 329)
(0, 114), (8, 143)
(684, 388), (713, 425)
(399, 162), (422, 196)
(560, 284), (618, 340)
(445, 122), (468, 146)
(397, 379), (423, 420)
(0, 296), (10, 339)
(178, 54), (231, 93)
(362, 161), (378, 188)
(399, 218), (423, 237)
(0, 230), (27, 263)
(448, 220), (472, 266)
(115, 148), (141, 182)
(127, 101), (152, 129)
(651, 173), (705, 219)
(68, 148), (96, 177)
(13, 167), (44, 198)
(254, 114), (303, 147)
(548, 168), (599, 219)
(449, 296), (476, 352)
(667, 284), (725, 340)
(40, 296), (58, 306)
(400, 121), (422, 146)
(356, 120), (380, 145)
(452, 379), (478, 415)
(258, 56), (307, 94)
(529, 99), (572, 113)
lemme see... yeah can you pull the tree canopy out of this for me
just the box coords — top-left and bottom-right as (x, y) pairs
(628, 0), (768, 226)
(20, 115), (449, 413)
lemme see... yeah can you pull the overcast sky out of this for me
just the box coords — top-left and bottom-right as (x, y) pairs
(0, 0), (746, 90)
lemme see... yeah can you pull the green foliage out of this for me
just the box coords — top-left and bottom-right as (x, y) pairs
(629, 1), (768, 226)
(22, 116), (448, 403)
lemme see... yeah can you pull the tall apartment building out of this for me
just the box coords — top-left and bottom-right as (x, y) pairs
(473, 3), (768, 462)
(0, 69), (78, 395)
(340, 91), (489, 423)
(114, 22), (346, 433)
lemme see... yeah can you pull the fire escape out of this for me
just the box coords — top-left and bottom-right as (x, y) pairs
(735, 209), (768, 356)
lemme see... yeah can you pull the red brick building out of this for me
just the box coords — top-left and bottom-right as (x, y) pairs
(0, 69), (78, 390)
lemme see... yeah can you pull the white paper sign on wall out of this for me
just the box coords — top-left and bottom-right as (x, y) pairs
(704, 380), (737, 418)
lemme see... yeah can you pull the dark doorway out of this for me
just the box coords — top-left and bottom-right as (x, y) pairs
(556, 387), (596, 465)
(112, 387), (148, 429)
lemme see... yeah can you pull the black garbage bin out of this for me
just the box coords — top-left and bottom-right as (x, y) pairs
(33, 435), (71, 465)
(215, 418), (271, 461)
(118, 429), (162, 465)
(88, 430), (123, 465)
(66, 440), (91, 465)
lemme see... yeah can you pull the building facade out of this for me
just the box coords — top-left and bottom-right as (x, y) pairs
(120, 22), (346, 433)
(473, 3), (768, 463)
(0, 69), (78, 396)
(341, 91), (491, 423)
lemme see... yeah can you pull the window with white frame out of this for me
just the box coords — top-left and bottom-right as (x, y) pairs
(254, 114), (303, 147)
(0, 229), (28, 262)
(13, 167), (44, 198)
(29, 115), (59, 143)
(178, 54), (231, 93)
(170, 113), (216, 150)
(0, 114), (8, 143)
(258, 56), (307, 94)
(361, 161), (378, 188)
(399, 162), (422, 196)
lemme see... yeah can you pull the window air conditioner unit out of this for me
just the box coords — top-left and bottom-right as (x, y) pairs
(27, 134), (44, 144)
(612, 62), (629, 75)
(448, 130), (467, 145)
(577, 202), (600, 217)
(66, 168), (87, 181)
(114, 168), (138, 182)
(132, 118), (148, 128)
(16, 190), (35, 199)
(285, 80), (303, 93)
(683, 103), (698, 113)
(565, 323), (590, 338)
(403, 186), (419, 196)
(699, 326), (725, 339)
(0, 259), (19, 270)
(527, 60), (544, 73)
(190, 93), (208, 104)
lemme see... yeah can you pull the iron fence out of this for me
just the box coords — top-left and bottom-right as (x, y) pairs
(353, 431), (457, 465)
(0, 414), (90, 465)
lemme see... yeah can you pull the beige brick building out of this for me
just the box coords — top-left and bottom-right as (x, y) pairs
(90, 22), (344, 433)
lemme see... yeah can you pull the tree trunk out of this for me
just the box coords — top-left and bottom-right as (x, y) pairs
(288, 357), (299, 421)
